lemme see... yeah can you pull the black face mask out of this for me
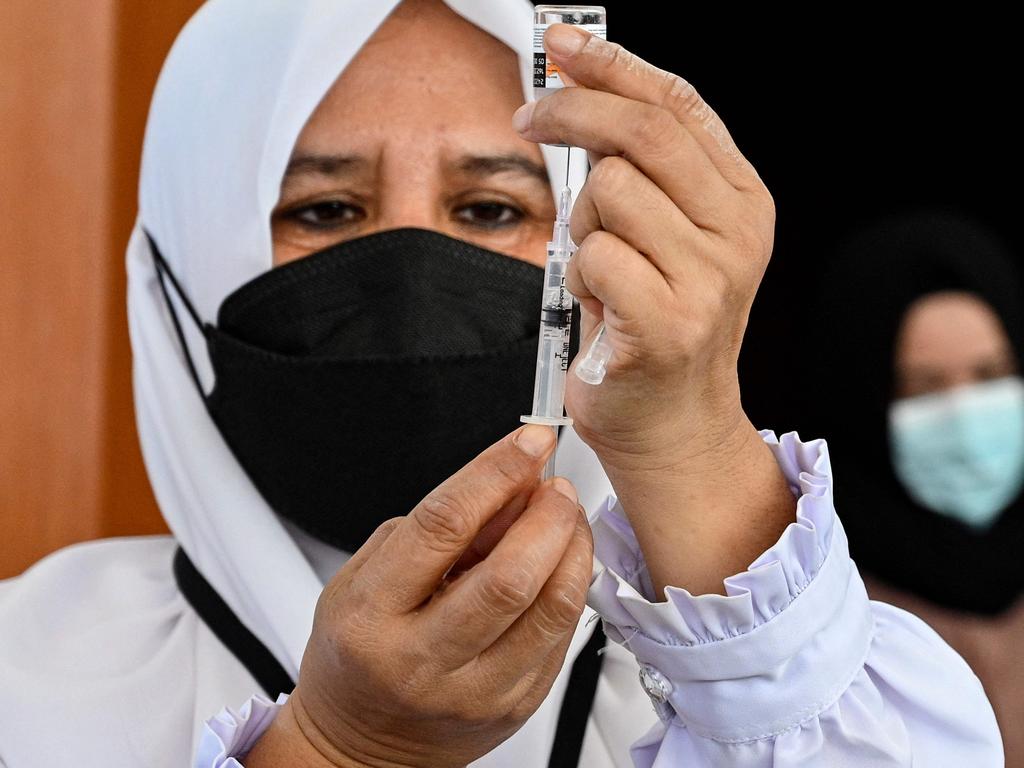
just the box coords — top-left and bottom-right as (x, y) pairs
(149, 227), (550, 553)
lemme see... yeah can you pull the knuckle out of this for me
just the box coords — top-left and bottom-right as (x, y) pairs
(692, 97), (718, 130)
(507, 699), (533, 726)
(573, 516), (594, 557)
(672, 75), (714, 127)
(564, 259), (585, 297)
(414, 493), (474, 550)
(533, 85), (568, 124)
(333, 566), (373, 611)
(486, 450), (533, 489)
(568, 204), (592, 245)
(703, 260), (733, 300)
(508, 688), (545, 724)
(479, 561), (535, 615)
(761, 185), (777, 219)
(733, 214), (772, 271)
(317, 570), (362, 625)
(743, 183), (776, 232)
(578, 229), (618, 261)
(328, 605), (378, 658)
(656, 73), (738, 156)
(671, 291), (716, 343)
(317, 593), (385, 667)
(559, 571), (590, 616)
(390, 655), (441, 708)
(589, 156), (634, 197)
(678, 316), (712, 354)
(445, 694), (488, 726)
(534, 585), (586, 639)
(631, 105), (679, 151)
(369, 517), (402, 542)
(399, 644), (437, 683)
(570, 519), (595, 569)
(596, 40), (631, 72)
(312, 586), (337, 627)
(573, 234), (616, 293)
(657, 71), (701, 115)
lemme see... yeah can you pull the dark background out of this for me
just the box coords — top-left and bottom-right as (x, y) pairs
(600, 7), (1020, 432)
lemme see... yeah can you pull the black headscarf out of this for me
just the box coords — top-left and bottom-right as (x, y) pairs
(802, 210), (1024, 614)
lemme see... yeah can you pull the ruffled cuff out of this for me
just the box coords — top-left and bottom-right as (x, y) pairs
(587, 431), (874, 743)
(194, 693), (289, 768)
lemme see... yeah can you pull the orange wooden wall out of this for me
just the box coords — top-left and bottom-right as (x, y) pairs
(0, 0), (203, 579)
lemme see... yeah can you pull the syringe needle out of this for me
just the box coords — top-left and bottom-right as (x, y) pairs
(565, 145), (571, 187)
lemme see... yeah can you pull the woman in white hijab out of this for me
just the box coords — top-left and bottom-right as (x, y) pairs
(0, 0), (1003, 766)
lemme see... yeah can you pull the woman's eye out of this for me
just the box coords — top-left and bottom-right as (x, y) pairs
(455, 202), (523, 229)
(289, 200), (364, 229)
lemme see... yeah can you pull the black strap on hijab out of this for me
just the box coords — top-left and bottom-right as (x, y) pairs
(173, 548), (294, 698)
(174, 547), (606, 766)
(801, 210), (1024, 615)
(147, 231), (209, 400)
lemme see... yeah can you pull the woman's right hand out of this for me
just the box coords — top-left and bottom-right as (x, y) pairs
(244, 424), (594, 768)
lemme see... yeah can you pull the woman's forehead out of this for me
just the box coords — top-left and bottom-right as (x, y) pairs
(898, 292), (1011, 365)
(370, 0), (518, 55)
(354, 0), (519, 85)
(292, 1), (530, 165)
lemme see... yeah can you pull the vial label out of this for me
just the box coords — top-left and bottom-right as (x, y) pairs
(532, 23), (607, 90)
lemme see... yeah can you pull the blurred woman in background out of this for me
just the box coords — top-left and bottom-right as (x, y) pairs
(806, 211), (1024, 765)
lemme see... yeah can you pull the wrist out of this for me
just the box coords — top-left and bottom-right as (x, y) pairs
(242, 696), (349, 768)
(246, 694), (415, 768)
(582, 395), (750, 479)
(250, 688), (436, 768)
(593, 414), (795, 597)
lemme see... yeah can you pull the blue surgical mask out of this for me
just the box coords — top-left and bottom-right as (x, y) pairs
(889, 376), (1024, 530)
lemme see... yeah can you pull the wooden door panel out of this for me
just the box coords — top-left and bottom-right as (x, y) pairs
(1, 0), (203, 579)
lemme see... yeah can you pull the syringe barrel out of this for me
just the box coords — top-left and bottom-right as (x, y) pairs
(530, 244), (573, 420)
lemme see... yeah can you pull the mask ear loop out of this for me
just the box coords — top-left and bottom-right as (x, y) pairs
(145, 231), (207, 400)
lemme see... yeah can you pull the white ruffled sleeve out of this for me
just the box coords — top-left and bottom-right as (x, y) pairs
(193, 693), (288, 768)
(587, 431), (1003, 767)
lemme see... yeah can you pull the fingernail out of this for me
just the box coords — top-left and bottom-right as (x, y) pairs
(512, 100), (536, 133)
(551, 477), (578, 504)
(545, 24), (588, 57)
(515, 424), (554, 457)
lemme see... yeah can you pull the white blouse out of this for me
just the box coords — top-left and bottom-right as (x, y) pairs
(194, 433), (1003, 767)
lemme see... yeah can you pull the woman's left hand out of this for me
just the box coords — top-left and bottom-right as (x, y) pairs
(514, 25), (794, 597)
(514, 24), (775, 473)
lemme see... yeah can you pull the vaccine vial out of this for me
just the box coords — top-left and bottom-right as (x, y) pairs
(533, 5), (607, 98)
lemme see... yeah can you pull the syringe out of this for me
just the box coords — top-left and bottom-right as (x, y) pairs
(521, 184), (576, 481)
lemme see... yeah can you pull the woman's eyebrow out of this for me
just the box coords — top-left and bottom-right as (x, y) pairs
(284, 153), (369, 178)
(451, 154), (549, 185)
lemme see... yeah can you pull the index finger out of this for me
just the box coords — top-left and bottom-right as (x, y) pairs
(358, 424), (556, 612)
(542, 24), (760, 191)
